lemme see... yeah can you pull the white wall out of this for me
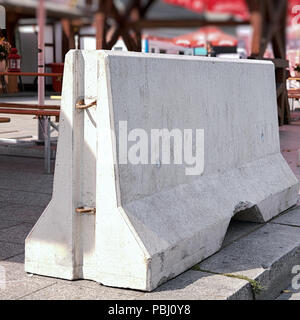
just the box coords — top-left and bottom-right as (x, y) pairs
(18, 23), (62, 85)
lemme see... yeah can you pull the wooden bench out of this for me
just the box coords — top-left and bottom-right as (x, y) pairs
(0, 103), (60, 173)
(0, 103), (60, 122)
(288, 89), (300, 97)
(0, 71), (63, 173)
(0, 117), (10, 123)
(288, 89), (300, 111)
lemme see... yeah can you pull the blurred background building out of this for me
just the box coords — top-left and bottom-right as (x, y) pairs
(0, 0), (299, 124)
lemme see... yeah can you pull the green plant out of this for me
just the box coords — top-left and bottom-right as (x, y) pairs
(191, 264), (265, 295)
(294, 64), (300, 73)
(0, 37), (11, 62)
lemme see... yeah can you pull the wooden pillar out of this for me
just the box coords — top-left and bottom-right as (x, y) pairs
(246, 0), (263, 57)
(94, 0), (113, 50)
(249, 11), (262, 56)
(96, 0), (155, 52)
(61, 19), (75, 57)
(247, 0), (290, 125)
(5, 11), (18, 47)
(130, 1), (142, 52)
(107, 0), (149, 51)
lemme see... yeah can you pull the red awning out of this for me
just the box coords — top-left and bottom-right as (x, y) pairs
(172, 26), (237, 47)
(164, 0), (299, 22)
(288, 0), (300, 25)
(205, 0), (249, 20)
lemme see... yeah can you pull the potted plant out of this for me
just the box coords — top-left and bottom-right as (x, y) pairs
(294, 64), (300, 77)
(0, 37), (11, 71)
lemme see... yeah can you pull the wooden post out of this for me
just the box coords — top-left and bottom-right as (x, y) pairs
(61, 19), (75, 57)
(106, 0), (145, 51)
(37, 0), (45, 105)
(94, 0), (113, 50)
(249, 10), (262, 56)
(247, 0), (290, 125)
(130, 1), (142, 52)
(5, 12), (18, 47)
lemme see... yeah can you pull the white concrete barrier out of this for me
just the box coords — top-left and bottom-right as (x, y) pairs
(25, 50), (299, 291)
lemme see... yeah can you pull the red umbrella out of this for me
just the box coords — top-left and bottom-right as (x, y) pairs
(164, 0), (299, 22)
(288, 0), (300, 26)
(164, 0), (205, 12)
(206, 0), (249, 20)
(172, 26), (238, 47)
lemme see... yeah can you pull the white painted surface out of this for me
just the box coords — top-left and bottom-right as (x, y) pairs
(25, 50), (299, 291)
(0, 5), (5, 29)
(19, 24), (58, 84)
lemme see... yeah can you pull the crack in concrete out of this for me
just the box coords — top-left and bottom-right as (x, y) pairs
(16, 282), (57, 300)
(269, 222), (300, 228)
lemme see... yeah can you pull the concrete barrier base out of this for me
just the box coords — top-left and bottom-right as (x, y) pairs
(25, 51), (299, 291)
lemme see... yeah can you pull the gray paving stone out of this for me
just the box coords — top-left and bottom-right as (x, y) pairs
(6, 254), (144, 300)
(0, 171), (53, 195)
(0, 223), (33, 244)
(0, 220), (22, 231)
(0, 242), (24, 260)
(21, 282), (144, 300)
(0, 147), (56, 162)
(222, 220), (263, 248)
(271, 206), (300, 227)
(0, 150), (298, 300)
(0, 155), (52, 174)
(5, 253), (24, 263)
(0, 253), (143, 300)
(139, 270), (252, 300)
(0, 203), (45, 224)
(0, 281), (55, 300)
(0, 189), (51, 207)
(0, 257), (56, 300)
(198, 223), (300, 300)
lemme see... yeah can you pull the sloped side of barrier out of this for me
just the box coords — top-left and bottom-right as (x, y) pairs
(25, 51), (299, 291)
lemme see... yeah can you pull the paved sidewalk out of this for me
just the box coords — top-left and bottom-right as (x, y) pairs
(0, 110), (299, 300)
(0, 153), (299, 300)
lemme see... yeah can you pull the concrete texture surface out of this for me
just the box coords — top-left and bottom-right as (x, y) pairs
(0, 242), (24, 260)
(0, 67), (299, 299)
(0, 169), (257, 300)
(25, 50), (298, 291)
(271, 205), (300, 227)
(139, 270), (253, 300)
(198, 221), (300, 300)
(1, 180), (299, 299)
(222, 220), (263, 248)
(0, 151), (299, 299)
